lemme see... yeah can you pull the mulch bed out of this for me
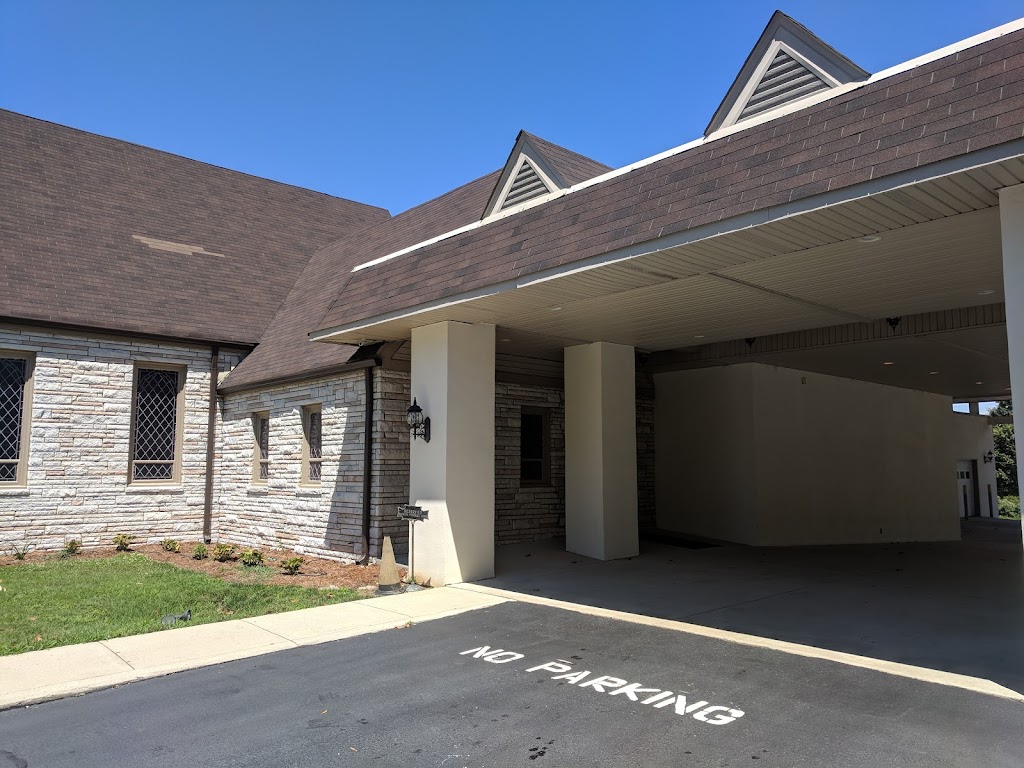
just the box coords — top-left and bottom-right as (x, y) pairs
(0, 542), (401, 591)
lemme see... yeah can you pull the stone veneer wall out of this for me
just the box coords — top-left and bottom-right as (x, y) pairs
(215, 367), (411, 561)
(0, 323), (653, 557)
(637, 376), (656, 531)
(0, 326), (238, 551)
(370, 368), (410, 556)
(495, 382), (566, 545)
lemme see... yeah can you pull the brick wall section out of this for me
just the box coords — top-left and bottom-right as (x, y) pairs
(495, 383), (566, 545)
(0, 326), (240, 551)
(322, 28), (1024, 331)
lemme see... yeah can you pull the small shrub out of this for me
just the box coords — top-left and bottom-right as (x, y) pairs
(61, 538), (81, 557)
(192, 543), (208, 560)
(160, 539), (180, 553)
(10, 542), (33, 560)
(112, 533), (133, 552)
(239, 548), (264, 567)
(280, 556), (304, 575)
(999, 495), (1022, 520)
(212, 543), (236, 562)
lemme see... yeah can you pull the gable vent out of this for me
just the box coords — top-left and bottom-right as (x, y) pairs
(739, 50), (829, 120)
(500, 160), (551, 211)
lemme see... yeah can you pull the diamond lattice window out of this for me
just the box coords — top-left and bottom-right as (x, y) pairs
(0, 358), (26, 483)
(132, 368), (180, 481)
(305, 407), (322, 483)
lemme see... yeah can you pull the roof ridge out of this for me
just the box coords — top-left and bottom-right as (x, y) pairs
(522, 131), (613, 171)
(0, 108), (390, 216)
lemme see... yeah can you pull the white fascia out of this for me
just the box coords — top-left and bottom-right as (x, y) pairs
(350, 15), (1024, 276)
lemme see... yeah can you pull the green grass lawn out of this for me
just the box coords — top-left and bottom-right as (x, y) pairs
(0, 553), (362, 655)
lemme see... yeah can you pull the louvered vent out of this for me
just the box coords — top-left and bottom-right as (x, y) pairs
(739, 50), (829, 120)
(500, 160), (550, 211)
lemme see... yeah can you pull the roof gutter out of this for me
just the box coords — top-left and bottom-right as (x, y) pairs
(0, 316), (256, 350)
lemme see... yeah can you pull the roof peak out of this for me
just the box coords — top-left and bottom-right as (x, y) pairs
(482, 130), (611, 219)
(705, 11), (869, 136)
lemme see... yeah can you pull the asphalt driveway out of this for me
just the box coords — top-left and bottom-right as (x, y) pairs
(1, 601), (1021, 767)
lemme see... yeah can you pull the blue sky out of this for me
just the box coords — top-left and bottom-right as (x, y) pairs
(1, 1), (1021, 215)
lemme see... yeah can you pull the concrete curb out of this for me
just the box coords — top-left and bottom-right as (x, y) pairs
(452, 583), (1024, 703)
(0, 587), (507, 711)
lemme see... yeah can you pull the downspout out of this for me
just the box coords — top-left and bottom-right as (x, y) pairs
(360, 364), (375, 564)
(203, 344), (220, 543)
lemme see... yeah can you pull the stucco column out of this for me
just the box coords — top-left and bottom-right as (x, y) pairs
(564, 341), (639, 560)
(1000, 185), (1024, 530)
(409, 321), (495, 585)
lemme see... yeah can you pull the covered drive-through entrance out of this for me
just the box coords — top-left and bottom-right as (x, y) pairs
(308, 17), (1024, 696)
(315, 157), (1024, 585)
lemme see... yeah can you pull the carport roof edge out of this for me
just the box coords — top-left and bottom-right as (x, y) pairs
(312, 16), (1024, 343)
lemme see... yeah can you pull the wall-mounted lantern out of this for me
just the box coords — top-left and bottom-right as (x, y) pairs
(406, 398), (430, 442)
(983, 450), (994, 464)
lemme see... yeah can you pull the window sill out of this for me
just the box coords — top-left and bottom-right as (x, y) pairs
(125, 484), (184, 494)
(0, 487), (30, 497)
(519, 482), (555, 490)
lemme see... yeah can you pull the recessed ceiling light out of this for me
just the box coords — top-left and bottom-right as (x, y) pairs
(976, 381), (984, 385)
(549, 306), (562, 312)
(929, 371), (939, 375)
(499, 338), (512, 342)
(858, 234), (882, 243)
(693, 334), (705, 339)
(883, 361), (894, 366)
(978, 289), (995, 295)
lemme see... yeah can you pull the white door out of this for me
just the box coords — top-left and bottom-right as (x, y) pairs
(956, 461), (975, 518)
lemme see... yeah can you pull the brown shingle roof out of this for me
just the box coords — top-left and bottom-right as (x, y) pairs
(0, 110), (389, 345)
(315, 28), (1024, 337)
(220, 169), (503, 391)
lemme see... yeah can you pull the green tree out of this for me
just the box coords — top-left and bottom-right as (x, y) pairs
(990, 401), (1017, 497)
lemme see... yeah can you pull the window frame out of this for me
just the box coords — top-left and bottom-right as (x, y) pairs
(128, 362), (186, 485)
(519, 406), (551, 487)
(252, 411), (270, 484)
(300, 403), (323, 486)
(0, 350), (35, 487)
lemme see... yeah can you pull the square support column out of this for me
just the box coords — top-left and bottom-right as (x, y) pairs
(564, 341), (639, 560)
(409, 321), (495, 585)
(1000, 186), (1024, 535)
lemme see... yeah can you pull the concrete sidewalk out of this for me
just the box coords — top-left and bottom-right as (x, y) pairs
(0, 587), (507, 710)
